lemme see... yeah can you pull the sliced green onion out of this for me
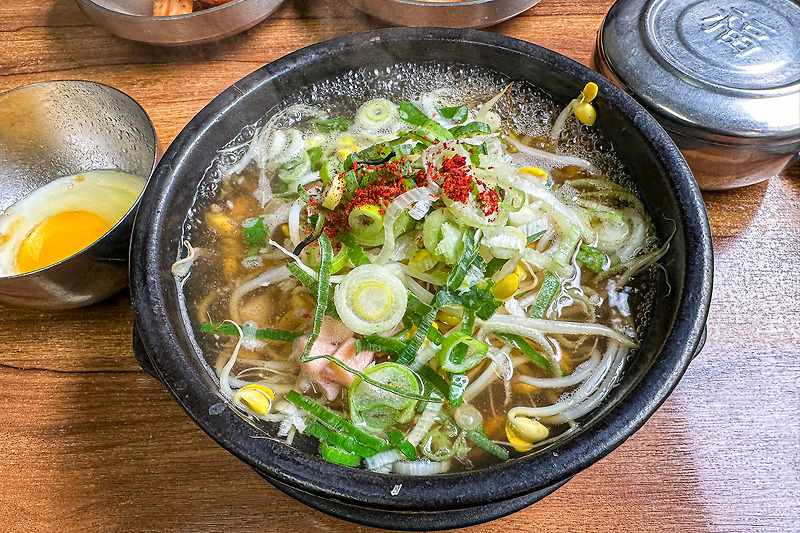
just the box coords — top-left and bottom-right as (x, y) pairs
(320, 158), (342, 186)
(286, 262), (318, 293)
(334, 264), (407, 335)
(530, 271), (560, 320)
(346, 143), (394, 172)
(319, 442), (362, 467)
(356, 334), (408, 355)
(553, 224), (582, 268)
(407, 293), (434, 317)
(285, 390), (389, 452)
(447, 280), (503, 321)
(330, 245), (349, 274)
(387, 429), (418, 461)
(397, 308), (438, 365)
(348, 205), (385, 246)
(468, 141), (487, 167)
(308, 146), (324, 171)
(313, 117), (353, 133)
(278, 150), (311, 183)
(356, 98), (397, 131)
(335, 231), (371, 266)
(446, 228), (481, 291)
(305, 421), (378, 458)
(299, 234), (332, 362)
(422, 429), (456, 462)
(408, 248), (438, 272)
(438, 332), (489, 373)
(450, 121), (491, 138)
(527, 230), (546, 245)
(494, 332), (554, 375)
(200, 322), (302, 342)
(398, 101), (428, 127)
(577, 243), (609, 273)
(417, 365), (450, 399)
(349, 362), (420, 429)
(435, 221), (465, 265)
(449, 374), (469, 407)
(439, 104), (468, 123)
(484, 257), (507, 278)
(242, 217), (267, 256)
(422, 208), (450, 257)
(421, 119), (455, 141)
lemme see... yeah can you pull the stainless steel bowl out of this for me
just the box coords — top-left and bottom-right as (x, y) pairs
(348, 0), (542, 29)
(0, 80), (157, 309)
(75, 0), (284, 46)
(593, 0), (800, 190)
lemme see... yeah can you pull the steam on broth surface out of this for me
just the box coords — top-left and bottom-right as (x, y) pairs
(177, 63), (663, 474)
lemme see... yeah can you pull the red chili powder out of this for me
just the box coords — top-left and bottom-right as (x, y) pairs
(440, 154), (499, 217)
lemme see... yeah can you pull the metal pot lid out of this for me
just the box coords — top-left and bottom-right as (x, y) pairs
(597, 0), (800, 142)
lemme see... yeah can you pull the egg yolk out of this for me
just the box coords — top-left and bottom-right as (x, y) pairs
(16, 210), (112, 274)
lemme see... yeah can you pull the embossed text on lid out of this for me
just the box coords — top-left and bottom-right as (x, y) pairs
(645, 0), (800, 92)
(597, 0), (800, 139)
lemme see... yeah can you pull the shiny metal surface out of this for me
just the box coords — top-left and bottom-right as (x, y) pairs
(347, 0), (542, 29)
(594, 0), (800, 190)
(0, 81), (157, 309)
(75, 0), (284, 46)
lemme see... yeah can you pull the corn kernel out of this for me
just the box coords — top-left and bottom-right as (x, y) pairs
(232, 384), (274, 416)
(492, 273), (520, 300)
(519, 167), (548, 180)
(281, 223), (290, 238)
(337, 137), (356, 147)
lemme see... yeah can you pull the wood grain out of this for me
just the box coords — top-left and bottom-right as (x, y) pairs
(1, 1), (798, 532)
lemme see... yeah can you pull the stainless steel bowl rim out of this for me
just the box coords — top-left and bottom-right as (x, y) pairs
(78, 0), (253, 20)
(0, 79), (157, 280)
(347, 0), (542, 29)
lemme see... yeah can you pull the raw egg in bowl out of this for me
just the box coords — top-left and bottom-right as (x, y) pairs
(0, 170), (146, 276)
(0, 80), (157, 309)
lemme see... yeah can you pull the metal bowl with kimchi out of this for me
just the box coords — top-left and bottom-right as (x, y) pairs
(75, 0), (284, 45)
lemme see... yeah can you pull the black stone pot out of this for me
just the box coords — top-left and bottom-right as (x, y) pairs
(130, 28), (712, 531)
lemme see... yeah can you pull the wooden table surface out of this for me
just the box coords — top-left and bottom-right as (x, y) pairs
(1, 1), (798, 532)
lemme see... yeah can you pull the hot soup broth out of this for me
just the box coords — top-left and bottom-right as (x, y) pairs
(178, 64), (661, 474)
